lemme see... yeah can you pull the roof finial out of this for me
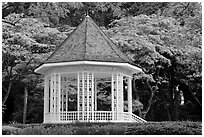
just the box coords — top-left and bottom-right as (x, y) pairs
(86, 10), (89, 17)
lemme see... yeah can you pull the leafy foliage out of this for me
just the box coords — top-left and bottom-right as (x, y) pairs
(2, 2), (202, 123)
(2, 122), (202, 135)
(125, 121), (202, 135)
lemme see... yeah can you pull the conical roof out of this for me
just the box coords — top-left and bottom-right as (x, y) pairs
(45, 15), (133, 64)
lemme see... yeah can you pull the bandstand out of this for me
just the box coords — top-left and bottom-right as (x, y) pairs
(35, 15), (146, 123)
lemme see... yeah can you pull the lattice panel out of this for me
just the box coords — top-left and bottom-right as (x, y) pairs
(60, 76), (68, 112)
(117, 73), (123, 113)
(78, 73), (83, 111)
(55, 74), (59, 113)
(77, 72), (94, 121)
(112, 74), (117, 120)
(84, 72), (88, 111)
(88, 73), (93, 111)
(50, 74), (55, 113)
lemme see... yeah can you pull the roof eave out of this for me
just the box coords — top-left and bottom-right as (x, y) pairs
(34, 61), (143, 75)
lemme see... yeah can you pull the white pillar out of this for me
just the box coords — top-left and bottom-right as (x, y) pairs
(111, 74), (114, 121)
(66, 85), (68, 112)
(58, 74), (61, 121)
(87, 72), (89, 121)
(117, 73), (123, 121)
(94, 78), (97, 111)
(128, 77), (132, 121)
(50, 74), (54, 121)
(116, 74), (119, 120)
(91, 73), (94, 121)
(111, 73), (117, 121)
(44, 76), (48, 123)
(53, 74), (56, 121)
(77, 72), (80, 120)
(61, 76), (63, 113)
(82, 72), (85, 121)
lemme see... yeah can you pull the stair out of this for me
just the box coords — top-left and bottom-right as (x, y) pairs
(131, 113), (147, 123)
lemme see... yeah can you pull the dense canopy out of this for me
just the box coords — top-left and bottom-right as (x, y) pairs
(2, 2), (202, 123)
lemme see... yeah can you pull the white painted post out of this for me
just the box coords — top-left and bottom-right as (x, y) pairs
(128, 77), (132, 121)
(121, 74), (124, 121)
(77, 72), (80, 120)
(116, 73), (119, 121)
(111, 74), (114, 121)
(94, 78), (97, 111)
(87, 72), (89, 122)
(58, 74), (61, 122)
(82, 72), (84, 121)
(44, 76), (48, 123)
(66, 83), (68, 112)
(53, 73), (56, 122)
(50, 74), (54, 121)
(91, 73), (94, 121)
(61, 76), (63, 114)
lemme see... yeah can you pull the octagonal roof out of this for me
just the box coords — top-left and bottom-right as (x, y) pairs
(35, 15), (142, 74)
(45, 15), (133, 64)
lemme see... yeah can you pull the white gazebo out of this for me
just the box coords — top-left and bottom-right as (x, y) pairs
(35, 15), (146, 123)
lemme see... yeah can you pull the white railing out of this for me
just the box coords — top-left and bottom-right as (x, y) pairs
(60, 111), (112, 122)
(131, 113), (147, 123)
(44, 111), (147, 123)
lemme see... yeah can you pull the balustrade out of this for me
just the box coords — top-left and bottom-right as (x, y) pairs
(44, 111), (146, 123)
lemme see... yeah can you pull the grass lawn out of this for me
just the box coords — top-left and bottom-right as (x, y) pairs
(2, 121), (202, 135)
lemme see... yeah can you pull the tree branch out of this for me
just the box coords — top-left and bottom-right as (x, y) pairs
(178, 3), (190, 16)
(142, 67), (161, 119)
(2, 82), (13, 105)
(2, 20), (16, 26)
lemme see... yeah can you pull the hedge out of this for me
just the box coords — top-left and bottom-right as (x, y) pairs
(2, 121), (202, 135)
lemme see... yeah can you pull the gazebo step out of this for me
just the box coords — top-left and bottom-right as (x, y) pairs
(131, 113), (147, 123)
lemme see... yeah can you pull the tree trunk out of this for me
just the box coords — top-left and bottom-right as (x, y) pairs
(23, 86), (28, 124)
(142, 66), (161, 119)
(2, 82), (12, 105)
(161, 90), (171, 121)
(172, 86), (180, 121)
(142, 79), (156, 119)
(168, 58), (177, 121)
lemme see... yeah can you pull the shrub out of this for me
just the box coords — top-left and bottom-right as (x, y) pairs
(8, 121), (201, 135)
(16, 125), (74, 135)
(124, 121), (202, 135)
(73, 124), (127, 135)
(2, 126), (20, 135)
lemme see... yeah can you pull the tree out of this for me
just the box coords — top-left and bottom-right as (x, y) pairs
(106, 12), (201, 121)
(2, 13), (66, 123)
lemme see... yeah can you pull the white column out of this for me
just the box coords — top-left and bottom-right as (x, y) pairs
(82, 72), (85, 121)
(116, 74), (119, 120)
(91, 73), (94, 121)
(120, 75), (124, 121)
(61, 77), (63, 113)
(87, 72), (89, 121)
(58, 74), (61, 122)
(94, 78), (97, 111)
(50, 74), (54, 120)
(111, 74), (114, 121)
(66, 85), (68, 112)
(77, 72), (80, 120)
(117, 73), (123, 121)
(44, 76), (48, 123)
(128, 77), (132, 120)
(53, 74), (56, 121)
